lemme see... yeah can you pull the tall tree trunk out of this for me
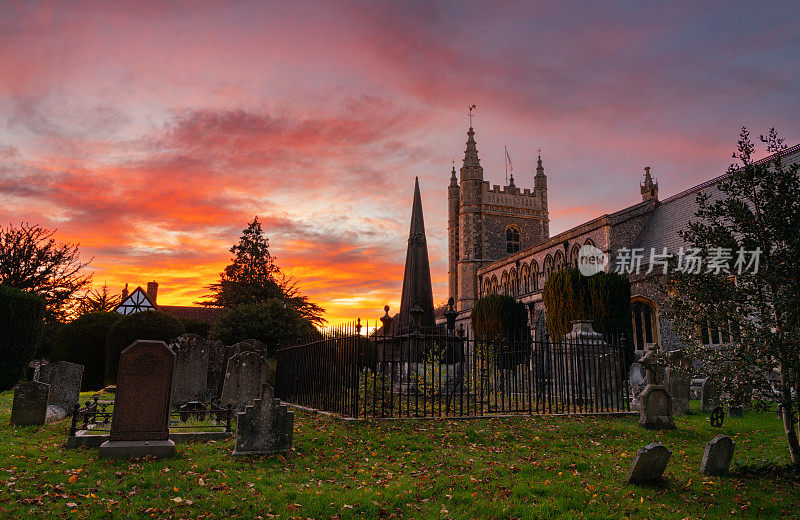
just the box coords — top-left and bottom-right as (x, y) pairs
(780, 366), (800, 466)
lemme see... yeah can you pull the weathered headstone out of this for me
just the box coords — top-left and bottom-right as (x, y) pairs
(701, 378), (720, 413)
(628, 361), (647, 411)
(233, 384), (294, 456)
(221, 351), (269, 409)
(700, 435), (735, 476)
(10, 381), (50, 426)
(39, 361), (83, 420)
(171, 334), (210, 405)
(666, 367), (690, 417)
(99, 340), (176, 459)
(626, 442), (672, 484)
(638, 350), (675, 430)
(205, 338), (227, 400)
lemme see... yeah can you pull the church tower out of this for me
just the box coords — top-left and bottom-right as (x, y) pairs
(640, 166), (659, 202)
(447, 165), (460, 304)
(534, 154), (550, 237)
(456, 127), (485, 311)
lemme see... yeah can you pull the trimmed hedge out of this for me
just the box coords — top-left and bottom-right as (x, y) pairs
(471, 294), (528, 341)
(0, 285), (46, 391)
(105, 311), (185, 385)
(51, 312), (120, 391)
(542, 268), (632, 341)
(179, 317), (211, 338)
(210, 299), (314, 357)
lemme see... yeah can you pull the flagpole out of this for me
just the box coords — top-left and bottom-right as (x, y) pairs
(504, 145), (508, 184)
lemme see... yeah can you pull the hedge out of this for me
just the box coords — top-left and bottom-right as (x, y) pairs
(0, 285), (46, 391)
(105, 310), (185, 385)
(51, 312), (120, 391)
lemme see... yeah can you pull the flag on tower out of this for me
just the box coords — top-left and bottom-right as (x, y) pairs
(505, 146), (513, 172)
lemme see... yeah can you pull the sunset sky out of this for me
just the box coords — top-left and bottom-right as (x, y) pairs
(2, 1), (799, 325)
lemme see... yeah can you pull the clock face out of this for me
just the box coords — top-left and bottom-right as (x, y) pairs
(116, 288), (155, 315)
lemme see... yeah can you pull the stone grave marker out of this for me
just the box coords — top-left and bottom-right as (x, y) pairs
(10, 381), (50, 426)
(626, 442), (672, 484)
(701, 378), (720, 413)
(221, 351), (269, 409)
(700, 435), (735, 476)
(39, 361), (83, 420)
(171, 334), (210, 405)
(233, 383), (294, 456)
(638, 350), (675, 430)
(205, 338), (227, 400)
(666, 367), (690, 417)
(99, 340), (176, 459)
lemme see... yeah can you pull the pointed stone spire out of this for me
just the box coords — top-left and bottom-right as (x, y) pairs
(535, 154), (547, 190)
(508, 173), (516, 190)
(398, 177), (436, 334)
(449, 164), (458, 187)
(641, 166), (659, 202)
(460, 127), (484, 181)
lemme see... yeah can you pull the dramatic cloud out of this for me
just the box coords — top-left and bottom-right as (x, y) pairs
(1, 0), (798, 324)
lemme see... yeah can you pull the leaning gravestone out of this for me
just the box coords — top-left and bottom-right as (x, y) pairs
(38, 361), (83, 420)
(171, 334), (210, 405)
(10, 381), (50, 426)
(701, 378), (720, 413)
(700, 435), (735, 476)
(233, 383), (294, 456)
(99, 340), (176, 459)
(626, 442), (672, 484)
(221, 351), (270, 409)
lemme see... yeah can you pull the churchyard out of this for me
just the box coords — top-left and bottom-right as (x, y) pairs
(1, 391), (797, 519)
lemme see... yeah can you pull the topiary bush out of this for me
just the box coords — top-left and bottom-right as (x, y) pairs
(542, 268), (632, 342)
(105, 310), (185, 385)
(471, 294), (529, 341)
(51, 312), (120, 391)
(210, 299), (316, 357)
(0, 285), (46, 390)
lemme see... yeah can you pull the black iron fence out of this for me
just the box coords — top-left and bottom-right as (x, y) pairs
(276, 322), (632, 419)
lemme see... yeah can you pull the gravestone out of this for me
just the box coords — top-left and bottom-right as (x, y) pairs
(221, 351), (269, 409)
(171, 334), (210, 405)
(99, 340), (176, 459)
(39, 361), (83, 421)
(666, 367), (690, 417)
(10, 381), (50, 426)
(205, 338), (227, 400)
(700, 435), (735, 476)
(626, 442), (672, 484)
(628, 361), (647, 411)
(233, 384), (294, 456)
(701, 378), (720, 413)
(638, 350), (675, 430)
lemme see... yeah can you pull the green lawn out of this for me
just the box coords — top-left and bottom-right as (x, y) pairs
(1, 391), (798, 519)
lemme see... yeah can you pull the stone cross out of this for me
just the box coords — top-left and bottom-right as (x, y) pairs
(639, 349), (664, 386)
(99, 340), (176, 459)
(626, 442), (672, 484)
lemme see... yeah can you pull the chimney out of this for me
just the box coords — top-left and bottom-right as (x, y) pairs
(121, 283), (129, 300)
(146, 281), (159, 305)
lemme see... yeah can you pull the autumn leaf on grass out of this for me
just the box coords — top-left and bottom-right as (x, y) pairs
(68, 475), (78, 484)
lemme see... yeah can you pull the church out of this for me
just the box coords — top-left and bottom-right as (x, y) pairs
(444, 125), (800, 354)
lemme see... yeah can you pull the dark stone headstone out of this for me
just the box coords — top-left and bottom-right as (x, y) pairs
(205, 338), (226, 400)
(700, 435), (735, 475)
(638, 384), (675, 430)
(666, 367), (690, 417)
(171, 334), (210, 405)
(233, 384), (294, 456)
(39, 361), (83, 418)
(10, 381), (50, 426)
(701, 378), (720, 413)
(626, 442), (672, 484)
(221, 351), (269, 409)
(99, 340), (176, 459)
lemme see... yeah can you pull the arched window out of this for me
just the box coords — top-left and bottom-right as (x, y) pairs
(500, 271), (510, 295)
(554, 251), (564, 272)
(492, 276), (498, 294)
(543, 255), (553, 284)
(571, 244), (581, 268)
(509, 268), (518, 296)
(506, 226), (520, 254)
(631, 297), (659, 351)
(531, 261), (539, 291)
(521, 263), (530, 294)
(584, 238), (595, 247)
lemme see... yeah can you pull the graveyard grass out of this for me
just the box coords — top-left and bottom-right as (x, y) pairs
(1, 394), (798, 520)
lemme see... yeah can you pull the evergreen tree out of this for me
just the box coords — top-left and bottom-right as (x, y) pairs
(666, 128), (800, 466)
(76, 283), (121, 316)
(201, 217), (325, 327)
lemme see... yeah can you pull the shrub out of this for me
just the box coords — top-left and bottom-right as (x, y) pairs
(471, 294), (528, 341)
(179, 317), (211, 338)
(210, 299), (314, 357)
(105, 311), (185, 385)
(51, 312), (120, 390)
(542, 268), (632, 342)
(0, 285), (46, 390)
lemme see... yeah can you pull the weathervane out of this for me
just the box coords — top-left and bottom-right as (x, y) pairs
(468, 104), (476, 127)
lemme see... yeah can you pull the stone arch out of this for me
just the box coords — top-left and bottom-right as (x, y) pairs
(509, 267), (518, 296)
(631, 295), (660, 351)
(521, 263), (530, 294)
(530, 260), (539, 291)
(500, 271), (510, 295)
(554, 250), (564, 271)
(570, 244), (581, 268)
(543, 255), (553, 285)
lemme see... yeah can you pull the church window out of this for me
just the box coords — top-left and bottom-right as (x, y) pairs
(631, 297), (659, 351)
(521, 264), (530, 293)
(554, 251), (564, 271)
(506, 226), (520, 254)
(531, 261), (539, 291)
(571, 244), (581, 268)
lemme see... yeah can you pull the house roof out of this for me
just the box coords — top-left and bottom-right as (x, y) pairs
(158, 305), (223, 324)
(114, 286), (156, 315)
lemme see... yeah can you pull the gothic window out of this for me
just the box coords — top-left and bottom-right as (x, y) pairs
(700, 319), (738, 345)
(491, 275), (498, 295)
(509, 268), (518, 296)
(571, 244), (581, 268)
(521, 264), (530, 293)
(631, 297), (659, 351)
(543, 255), (553, 283)
(501, 271), (510, 295)
(554, 251), (564, 271)
(531, 261), (539, 291)
(506, 226), (520, 254)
